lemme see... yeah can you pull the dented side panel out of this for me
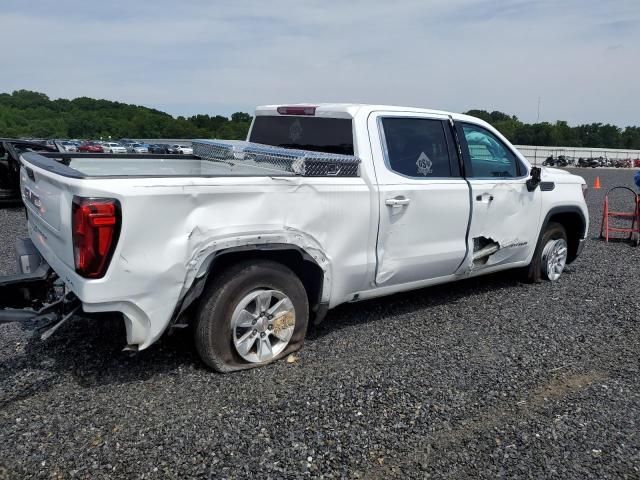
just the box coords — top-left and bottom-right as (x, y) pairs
(23, 166), (375, 349)
(462, 179), (542, 272)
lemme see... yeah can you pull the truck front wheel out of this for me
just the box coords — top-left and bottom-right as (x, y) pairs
(194, 260), (309, 372)
(526, 222), (568, 282)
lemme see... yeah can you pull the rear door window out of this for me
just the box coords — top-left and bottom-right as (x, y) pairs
(249, 116), (354, 155)
(381, 117), (458, 178)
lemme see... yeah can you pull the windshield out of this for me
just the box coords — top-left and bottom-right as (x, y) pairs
(249, 116), (354, 155)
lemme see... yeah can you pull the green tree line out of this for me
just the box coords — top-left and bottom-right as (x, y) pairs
(1, 90), (639, 149)
(464, 109), (640, 149)
(0, 90), (252, 140)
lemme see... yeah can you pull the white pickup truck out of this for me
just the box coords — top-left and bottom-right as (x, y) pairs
(0, 104), (588, 372)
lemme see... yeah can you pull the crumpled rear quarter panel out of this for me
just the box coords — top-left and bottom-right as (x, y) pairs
(73, 176), (372, 348)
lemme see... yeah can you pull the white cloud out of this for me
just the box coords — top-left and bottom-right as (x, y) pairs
(0, 0), (638, 124)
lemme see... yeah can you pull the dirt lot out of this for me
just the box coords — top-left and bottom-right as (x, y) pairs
(0, 168), (638, 479)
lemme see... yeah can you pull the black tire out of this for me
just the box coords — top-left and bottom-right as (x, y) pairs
(525, 222), (568, 283)
(194, 260), (309, 372)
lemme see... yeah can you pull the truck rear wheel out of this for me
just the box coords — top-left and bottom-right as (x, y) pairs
(194, 260), (309, 372)
(526, 222), (568, 283)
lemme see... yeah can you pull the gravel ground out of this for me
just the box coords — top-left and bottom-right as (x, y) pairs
(0, 168), (639, 479)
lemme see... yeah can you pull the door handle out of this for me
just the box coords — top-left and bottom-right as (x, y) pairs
(385, 197), (411, 206)
(475, 193), (494, 202)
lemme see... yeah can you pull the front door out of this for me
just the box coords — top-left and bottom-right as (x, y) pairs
(456, 122), (541, 270)
(369, 112), (471, 286)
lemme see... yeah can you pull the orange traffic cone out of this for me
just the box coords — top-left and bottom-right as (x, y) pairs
(594, 176), (601, 189)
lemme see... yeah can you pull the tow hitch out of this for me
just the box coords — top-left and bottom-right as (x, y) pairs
(0, 238), (79, 339)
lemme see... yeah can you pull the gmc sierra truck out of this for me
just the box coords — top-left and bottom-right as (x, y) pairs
(0, 104), (588, 372)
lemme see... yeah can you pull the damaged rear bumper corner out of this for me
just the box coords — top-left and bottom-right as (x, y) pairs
(0, 238), (55, 311)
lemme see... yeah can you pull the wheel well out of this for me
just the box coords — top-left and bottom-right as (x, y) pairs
(205, 247), (325, 316)
(547, 211), (585, 263)
(170, 246), (327, 330)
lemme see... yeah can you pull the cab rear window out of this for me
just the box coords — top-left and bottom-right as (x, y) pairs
(249, 116), (354, 155)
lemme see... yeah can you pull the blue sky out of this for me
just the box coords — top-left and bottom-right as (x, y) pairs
(1, 0), (638, 125)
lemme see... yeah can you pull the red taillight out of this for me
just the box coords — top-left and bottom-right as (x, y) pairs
(72, 197), (121, 278)
(277, 106), (316, 116)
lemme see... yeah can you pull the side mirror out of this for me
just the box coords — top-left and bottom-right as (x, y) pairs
(526, 166), (541, 192)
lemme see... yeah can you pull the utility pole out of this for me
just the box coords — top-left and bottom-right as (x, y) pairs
(537, 96), (541, 123)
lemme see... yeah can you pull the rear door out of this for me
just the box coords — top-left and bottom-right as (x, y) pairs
(456, 121), (541, 269)
(369, 112), (471, 286)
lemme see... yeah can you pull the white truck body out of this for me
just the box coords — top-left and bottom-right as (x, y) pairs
(16, 104), (588, 362)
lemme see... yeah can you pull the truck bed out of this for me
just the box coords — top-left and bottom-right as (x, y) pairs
(21, 152), (299, 178)
(37, 153), (302, 178)
(21, 140), (361, 179)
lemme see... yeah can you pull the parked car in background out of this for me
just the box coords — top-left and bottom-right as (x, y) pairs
(0, 138), (60, 203)
(58, 141), (78, 152)
(149, 143), (171, 154)
(78, 141), (104, 153)
(102, 142), (127, 154)
(22, 138), (48, 146)
(127, 143), (149, 154)
(173, 144), (193, 155)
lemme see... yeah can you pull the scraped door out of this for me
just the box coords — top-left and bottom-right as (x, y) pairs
(369, 112), (470, 286)
(457, 122), (541, 269)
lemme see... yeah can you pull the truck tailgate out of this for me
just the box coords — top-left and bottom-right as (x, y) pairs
(20, 163), (76, 273)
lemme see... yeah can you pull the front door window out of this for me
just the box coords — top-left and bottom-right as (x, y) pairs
(461, 123), (521, 178)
